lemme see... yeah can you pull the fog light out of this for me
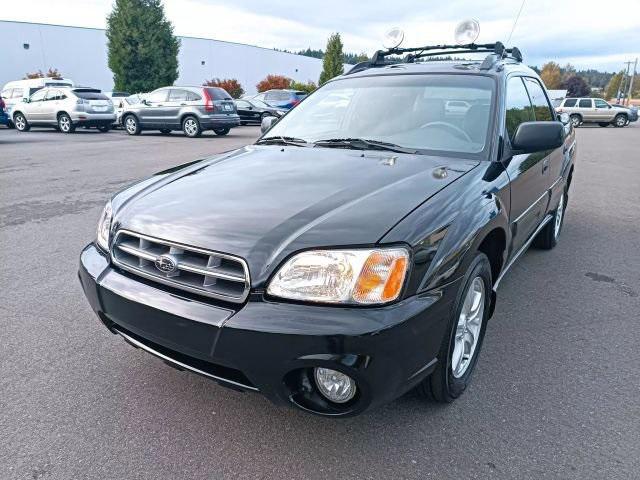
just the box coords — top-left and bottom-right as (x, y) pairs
(314, 368), (356, 403)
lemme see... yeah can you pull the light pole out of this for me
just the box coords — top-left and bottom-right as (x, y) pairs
(625, 58), (637, 106)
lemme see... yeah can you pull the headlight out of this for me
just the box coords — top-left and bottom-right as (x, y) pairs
(96, 200), (113, 251)
(267, 247), (409, 305)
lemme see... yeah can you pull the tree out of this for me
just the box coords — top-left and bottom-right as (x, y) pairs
(319, 33), (344, 85)
(289, 80), (317, 94)
(539, 62), (563, 89)
(106, 0), (180, 93)
(561, 63), (576, 85)
(563, 75), (590, 97)
(605, 71), (624, 100)
(256, 75), (291, 92)
(343, 52), (369, 64)
(204, 78), (244, 98)
(24, 68), (62, 79)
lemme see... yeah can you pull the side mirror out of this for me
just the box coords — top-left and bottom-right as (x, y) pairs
(23, 97), (30, 103)
(142, 99), (150, 106)
(261, 115), (278, 133)
(559, 113), (570, 125)
(511, 121), (564, 153)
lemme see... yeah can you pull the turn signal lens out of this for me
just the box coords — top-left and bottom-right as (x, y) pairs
(353, 252), (408, 303)
(267, 247), (409, 305)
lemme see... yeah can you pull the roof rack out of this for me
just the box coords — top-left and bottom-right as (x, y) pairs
(346, 42), (523, 75)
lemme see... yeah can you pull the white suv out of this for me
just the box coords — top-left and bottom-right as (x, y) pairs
(11, 87), (116, 133)
(556, 97), (630, 128)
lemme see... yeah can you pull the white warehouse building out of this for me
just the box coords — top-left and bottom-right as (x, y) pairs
(0, 20), (333, 94)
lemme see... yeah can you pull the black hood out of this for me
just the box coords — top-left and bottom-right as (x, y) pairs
(115, 146), (477, 285)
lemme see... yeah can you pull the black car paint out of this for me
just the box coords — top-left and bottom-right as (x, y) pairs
(235, 100), (281, 124)
(79, 62), (577, 417)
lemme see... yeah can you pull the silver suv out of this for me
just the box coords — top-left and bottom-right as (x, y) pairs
(12, 87), (115, 133)
(556, 97), (631, 128)
(121, 86), (240, 137)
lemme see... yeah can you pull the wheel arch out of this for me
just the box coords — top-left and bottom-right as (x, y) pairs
(180, 112), (200, 126)
(476, 228), (507, 284)
(122, 112), (140, 124)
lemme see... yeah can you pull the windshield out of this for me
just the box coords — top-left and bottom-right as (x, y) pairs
(265, 74), (495, 157)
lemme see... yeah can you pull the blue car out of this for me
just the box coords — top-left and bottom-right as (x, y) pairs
(252, 89), (307, 110)
(0, 96), (9, 126)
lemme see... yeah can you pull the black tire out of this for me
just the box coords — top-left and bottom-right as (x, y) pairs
(598, 122), (609, 127)
(533, 189), (567, 250)
(13, 113), (30, 132)
(569, 114), (581, 127)
(182, 116), (202, 137)
(6, 120), (15, 129)
(159, 128), (171, 134)
(97, 125), (110, 133)
(58, 113), (75, 133)
(213, 127), (230, 136)
(613, 114), (627, 128)
(416, 252), (492, 403)
(124, 114), (141, 135)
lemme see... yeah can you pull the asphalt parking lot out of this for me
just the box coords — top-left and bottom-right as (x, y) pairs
(1, 123), (639, 480)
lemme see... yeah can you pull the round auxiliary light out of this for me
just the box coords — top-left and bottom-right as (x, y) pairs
(314, 367), (356, 404)
(454, 19), (480, 45)
(383, 27), (405, 49)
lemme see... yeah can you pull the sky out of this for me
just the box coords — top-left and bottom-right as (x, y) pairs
(1, 0), (639, 72)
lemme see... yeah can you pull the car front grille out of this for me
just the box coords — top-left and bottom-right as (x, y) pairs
(111, 230), (250, 303)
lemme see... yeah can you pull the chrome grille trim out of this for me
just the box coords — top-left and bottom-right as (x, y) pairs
(110, 230), (250, 303)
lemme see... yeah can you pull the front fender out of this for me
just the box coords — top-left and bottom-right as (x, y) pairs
(382, 163), (510, 296)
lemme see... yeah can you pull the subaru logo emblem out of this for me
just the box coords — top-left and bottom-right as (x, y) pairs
(155, 254), (177, 274)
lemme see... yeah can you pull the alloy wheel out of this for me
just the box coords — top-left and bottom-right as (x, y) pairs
(15, 115), (26, 130)
(615, 115), (626, 127)
(554, 193), (565, 239)
(184, 118), (198, 136)
(451, 276), (485, 378)
(570, 116), (580, 127)
(125, 117), (137, 134)
(59, 115), (71, 132)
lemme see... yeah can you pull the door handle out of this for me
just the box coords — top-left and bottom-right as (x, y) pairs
(180, 103), (187, 106)
(542, 158), (550, 173)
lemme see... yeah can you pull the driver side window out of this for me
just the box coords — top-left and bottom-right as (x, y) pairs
(30, 89), (48, 102)
(505, 77), (535, 142)
(594, 99), (609, 109)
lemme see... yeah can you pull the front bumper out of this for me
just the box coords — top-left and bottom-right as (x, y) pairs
(79, 243), (457, 416)
(70, 112), (116, 126)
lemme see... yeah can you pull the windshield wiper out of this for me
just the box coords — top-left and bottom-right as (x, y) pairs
(313, 138), (417, 154)
(256, 136), (309, 147)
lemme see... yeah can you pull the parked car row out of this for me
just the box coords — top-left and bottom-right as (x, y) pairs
(555, 97), (638, 127)
(1, 78), (302, 137)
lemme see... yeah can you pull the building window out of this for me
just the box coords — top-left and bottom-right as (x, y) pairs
(23, 43), (30, 50)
